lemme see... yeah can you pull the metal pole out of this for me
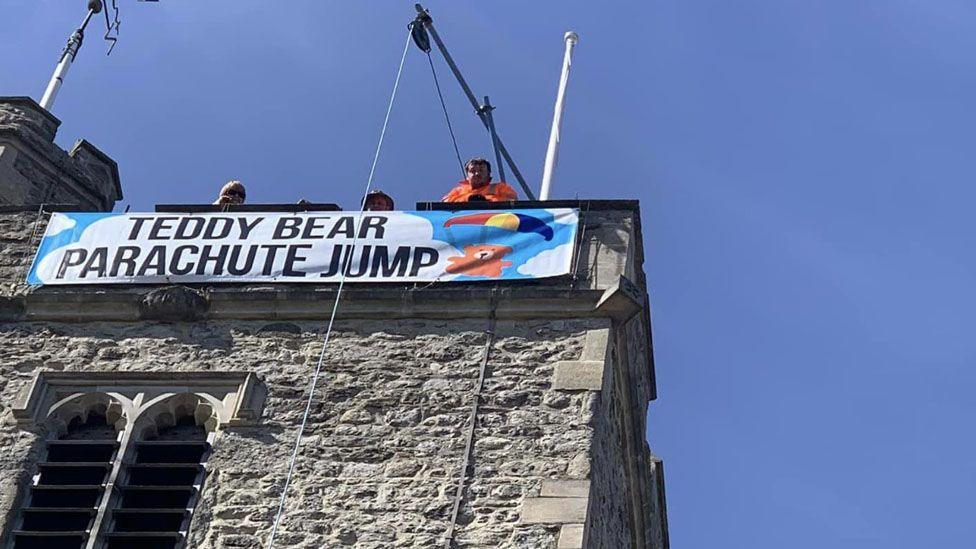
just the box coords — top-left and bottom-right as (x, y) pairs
(39, 5), (100, 112)
(540, 31), (579, 201)
(415, 5), (537, 200)
(482, 96), (507, 184)
(444, 293), (497, 548)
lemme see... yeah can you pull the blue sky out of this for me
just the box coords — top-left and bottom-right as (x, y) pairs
(5, 1), (976, 546)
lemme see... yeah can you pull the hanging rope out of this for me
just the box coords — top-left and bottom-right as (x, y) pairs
(426, 51), (466, 177)
(266, 30), (413, 549)
(25, 205), (50, 277)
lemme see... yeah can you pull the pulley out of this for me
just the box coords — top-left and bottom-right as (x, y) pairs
(409, 5), (431, 53)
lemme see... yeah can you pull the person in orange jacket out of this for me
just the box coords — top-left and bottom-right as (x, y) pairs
(441, 158), (518, 203)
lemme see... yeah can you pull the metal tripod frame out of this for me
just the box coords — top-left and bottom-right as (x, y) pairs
(411, 4), (537, 201)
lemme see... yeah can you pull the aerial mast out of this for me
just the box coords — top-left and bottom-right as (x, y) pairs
(40, 0), (102, 111)
(39, 0), (133, 112)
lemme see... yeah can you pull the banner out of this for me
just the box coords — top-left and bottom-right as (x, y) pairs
(27, 209), (579, 286)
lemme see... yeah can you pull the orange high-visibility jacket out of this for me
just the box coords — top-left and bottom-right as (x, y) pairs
(441, 180), (518, 203)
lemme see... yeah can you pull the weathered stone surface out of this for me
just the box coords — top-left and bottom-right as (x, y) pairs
(557, 524), (584, 548)
(0, 296), (24, 321)
(580, 328), (610, 362)
(552, 361), (605, 391)
(540, 480), (590, 498)
(139, 285), (210, 321)
(0, 318), (599, 547)
(0, 97), (121, 211)
(520, 497), (589, 524)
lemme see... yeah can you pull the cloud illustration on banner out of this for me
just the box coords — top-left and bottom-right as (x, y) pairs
(518, 243), (574, 277)
(44, 215), (77, 237)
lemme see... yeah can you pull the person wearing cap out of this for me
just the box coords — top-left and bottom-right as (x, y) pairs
(441, 158), (518, 203)
(363, 190), (395, 211)
(214, 180), (246, 205)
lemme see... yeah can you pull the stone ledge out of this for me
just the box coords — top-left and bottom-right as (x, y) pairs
(19, 286), (630, 322)
(557, 524), (585, 549)
(594, 275), (644, 321)
(540, 480), (590, 498)
(552, 361), (604, 391)
(520, 497), (589, 524)
(0, 295), (25, 321)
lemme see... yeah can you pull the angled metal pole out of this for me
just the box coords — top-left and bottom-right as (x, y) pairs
(481, 96), (507, 184)
(414, 5), (537, 200)
(40, 0), (103, 112)
(540, 31), (579, 201)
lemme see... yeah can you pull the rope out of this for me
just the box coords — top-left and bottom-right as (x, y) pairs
(426, 51), (466, 178)
(25, 205), (50, 279)
(443, 292), (498, 548)
(266, 30), (413, 549)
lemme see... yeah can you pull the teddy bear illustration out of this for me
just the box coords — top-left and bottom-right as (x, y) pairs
(445, 244), (513, 278)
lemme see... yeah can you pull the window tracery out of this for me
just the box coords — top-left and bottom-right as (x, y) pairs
(6, 372), (265, 549)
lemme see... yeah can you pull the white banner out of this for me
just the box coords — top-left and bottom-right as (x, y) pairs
(28, 209), (579, 285)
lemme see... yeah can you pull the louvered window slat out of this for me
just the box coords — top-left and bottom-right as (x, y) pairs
(11, 413), (118, 549)
(102, 416), (210, 549)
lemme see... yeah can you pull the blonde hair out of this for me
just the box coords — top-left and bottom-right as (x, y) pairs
(219, 180), (245, 195)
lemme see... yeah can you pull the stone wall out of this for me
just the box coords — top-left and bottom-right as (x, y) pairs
(0, 201), (667, 548)
(0, 316), (611, 548)
(0, 209), (36, 300)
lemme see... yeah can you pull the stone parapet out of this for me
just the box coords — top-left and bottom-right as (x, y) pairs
(0, 97), (122, 211)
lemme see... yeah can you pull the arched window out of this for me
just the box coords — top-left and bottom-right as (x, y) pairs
(11, 397), (124, 549)
(8, 372), (266, 549)
(101, 395), (215, 549)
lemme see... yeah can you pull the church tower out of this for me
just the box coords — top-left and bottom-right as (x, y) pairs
(0, 96), (667, 548)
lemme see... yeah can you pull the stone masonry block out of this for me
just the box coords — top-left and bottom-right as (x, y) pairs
(552, 361), (604, 391)
(520, 497), (589, 524)
(580, 328), (610, 362)
(557, 524), (585, 549)
(540, 480), (590, 498)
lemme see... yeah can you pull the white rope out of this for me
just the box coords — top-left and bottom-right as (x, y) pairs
(266, 31), (413, 548)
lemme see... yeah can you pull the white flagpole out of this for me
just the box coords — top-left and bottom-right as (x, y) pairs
(539, 31), (579, 201)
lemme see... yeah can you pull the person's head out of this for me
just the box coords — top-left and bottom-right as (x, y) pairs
(465, 158), (491, 188)
(362, 190), (395, 211)
(217, 180), (246, 205)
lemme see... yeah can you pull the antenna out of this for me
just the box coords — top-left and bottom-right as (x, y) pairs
(102, 0), (122, 55)
(39, 0), (158, 112)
